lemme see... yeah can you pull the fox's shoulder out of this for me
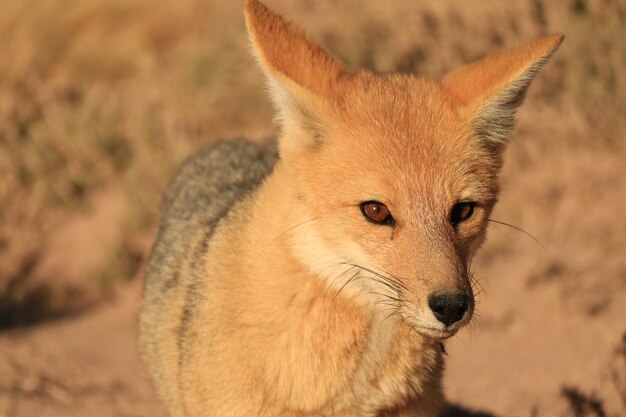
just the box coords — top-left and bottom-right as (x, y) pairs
(162, 138), (278, 220)
(145, 138), (278, 288)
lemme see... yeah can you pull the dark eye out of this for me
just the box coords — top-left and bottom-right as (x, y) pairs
(360, 201), (394, 226)
(450, 202), (476, 225)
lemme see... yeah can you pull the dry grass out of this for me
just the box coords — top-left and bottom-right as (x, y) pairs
(0, 0), (272, 324)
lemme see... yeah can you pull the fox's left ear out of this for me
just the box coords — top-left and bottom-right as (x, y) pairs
(443, 34), (564, 150)
(244, 0), (348, 153)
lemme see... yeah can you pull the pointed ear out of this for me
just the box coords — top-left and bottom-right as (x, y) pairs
(244, 0), (347, 149)
(442, 34), (564, 149)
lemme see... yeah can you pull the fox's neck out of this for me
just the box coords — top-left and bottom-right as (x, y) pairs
(240, 161), (330, 303)
(241, 161), (365, 307)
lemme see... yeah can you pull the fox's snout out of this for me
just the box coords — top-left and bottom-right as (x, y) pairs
(428, 290), (472, 328)
(404, 262), (475, 337)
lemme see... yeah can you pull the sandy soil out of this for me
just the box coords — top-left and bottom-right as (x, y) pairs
(0, 282), (165, 417)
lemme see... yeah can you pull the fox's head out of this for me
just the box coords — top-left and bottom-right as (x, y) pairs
(244, 0), (562, 339)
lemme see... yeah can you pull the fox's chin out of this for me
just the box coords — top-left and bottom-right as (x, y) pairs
(404, 313), (472, 340)
(413, 326), (460, 341)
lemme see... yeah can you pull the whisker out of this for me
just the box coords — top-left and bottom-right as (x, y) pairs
(369, 291), (402, 303)
(350, 261), (410, 292)
(375, 302), (402, 312)
(362, 275), (400, 294)
(334, 270), (361, 300)
(468, 243), (481, 272)
(383, 310), (403, 324)
(468, 270), (485, 298)
(250, 216), (344, 266)
(324, 265), (357, 299)
(375, 298), (401, 306)
(341, 262), (404, 294)
(488, 218), (548, 253)
(468, 309), (483, 335)
(377, 303), (399, 310)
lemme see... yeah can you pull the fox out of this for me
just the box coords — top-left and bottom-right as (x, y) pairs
(139, 0), (563, 416)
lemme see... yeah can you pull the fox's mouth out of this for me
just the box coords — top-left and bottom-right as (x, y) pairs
(409, 311), (473, 340)
(413, 326), (460, 340)
(403, 304), (473, 341)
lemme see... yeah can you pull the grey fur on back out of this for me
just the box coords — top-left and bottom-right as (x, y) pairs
(144, 138), (278, 292)
(140, 138), (278, 413)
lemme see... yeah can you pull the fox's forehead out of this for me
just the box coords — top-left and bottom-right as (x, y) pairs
(326, 140), (498, 212)
(335, 72), (467, 149)
(319, 75), (499, 205)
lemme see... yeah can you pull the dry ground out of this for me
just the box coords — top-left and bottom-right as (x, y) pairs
(1, 0), (625, 416)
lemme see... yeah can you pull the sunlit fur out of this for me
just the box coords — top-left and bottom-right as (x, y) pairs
(139, 0), (563, 416)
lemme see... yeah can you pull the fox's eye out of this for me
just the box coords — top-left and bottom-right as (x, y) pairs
(360, 201), (394, 226)
(450, 202), (476, 225)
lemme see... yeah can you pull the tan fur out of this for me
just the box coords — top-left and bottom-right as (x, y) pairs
(140, 1), (563, 416)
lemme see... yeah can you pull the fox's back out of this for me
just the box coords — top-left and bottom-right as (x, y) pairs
(140, 139), (277, 414)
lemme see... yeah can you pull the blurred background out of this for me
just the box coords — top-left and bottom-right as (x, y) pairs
(0, 0), (624, 416)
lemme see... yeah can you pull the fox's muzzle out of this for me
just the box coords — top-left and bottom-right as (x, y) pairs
(427, 290), (472, 328)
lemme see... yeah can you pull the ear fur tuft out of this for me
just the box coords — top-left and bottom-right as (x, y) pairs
(443, 34), (564, 147)
(244, 0), (348, 150)
(244, 0), (346, 96)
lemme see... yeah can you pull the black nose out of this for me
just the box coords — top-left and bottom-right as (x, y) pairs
(428, 291), (469, 327)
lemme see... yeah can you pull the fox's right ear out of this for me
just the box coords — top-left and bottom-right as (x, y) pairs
(244, 0), (348, 153)
(443, 34), (564, 151)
